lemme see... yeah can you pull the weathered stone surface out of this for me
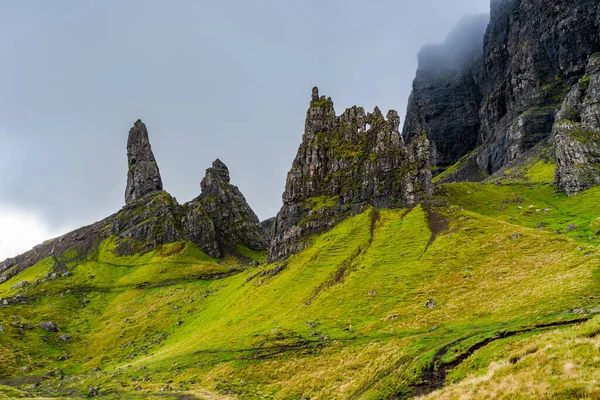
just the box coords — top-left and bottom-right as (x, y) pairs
(403, 14), (488, 172)
(268, 88), (432, 262)
(412, 0), (600, 182)
(39, 321), (58, 332)
(555, 54), (600, 194)
(111, 191), (188, 256)
(475, 0), (600, 175)
(260, 217), (276, 240)
(180, 200), (220, 258)
(196, 159), (269, 251)
(125, 120), (163, 205)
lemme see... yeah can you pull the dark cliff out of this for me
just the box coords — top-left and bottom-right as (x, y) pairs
(403, 14), (489, 173)
(268, 88), (432, 262)
(412, 0), (600, 184)
(476, 0), (600, 175)
(554, 54), (600, 194)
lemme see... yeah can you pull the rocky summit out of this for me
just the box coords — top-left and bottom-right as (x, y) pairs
(269, 87), (432, 262)
(124, 120), (163, 204)
(192, 159), (269, 253)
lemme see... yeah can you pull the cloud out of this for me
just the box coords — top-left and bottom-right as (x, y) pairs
(0, 204), (64, 260)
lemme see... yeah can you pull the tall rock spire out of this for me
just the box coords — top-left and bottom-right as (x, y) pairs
(125, 120), (163, 204)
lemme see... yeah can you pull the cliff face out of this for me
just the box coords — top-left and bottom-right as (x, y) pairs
(476, 0), (600, 174)
(268, 88), (432, 262)
(555, 54), (600, 194)
(413, 0), (600, 183)
(403, 14), (488, 172)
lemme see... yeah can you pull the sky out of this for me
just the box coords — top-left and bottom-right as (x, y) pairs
(0, 0), (490, 260)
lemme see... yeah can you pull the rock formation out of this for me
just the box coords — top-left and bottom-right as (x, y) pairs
(403, 14), (488, 173)
(125, 120), (163, 204)
(185, 159), (269, 252)
(1, 121), (268, 282)
(268, 88), (432, 262)
(555, 54), (600, 194)
(475, 0), (600, 175)
(407, 0), (600, 183)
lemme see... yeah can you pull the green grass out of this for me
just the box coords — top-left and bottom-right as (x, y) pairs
(1, 177), (600, 398)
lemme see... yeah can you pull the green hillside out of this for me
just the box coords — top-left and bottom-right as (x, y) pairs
(2, 162), (600, 399)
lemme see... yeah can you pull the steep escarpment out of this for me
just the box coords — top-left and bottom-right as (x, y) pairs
(412, 0), (600, 184)
(403, 14), (488, 173)
(476, 0), (600, 174)
(269, 87), (432, 262)
(0, 121), (268, 280)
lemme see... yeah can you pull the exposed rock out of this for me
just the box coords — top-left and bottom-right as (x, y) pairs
(125, 120), (163, 205)
(475, 0), (600, 175)
(196, 159), (269, 251)
(268, 88), (432, 262)
(87, 387), (99, 397)
(411, 0), (600, 182)
(11, 281), (29, 290)
(260, 217), (276, 240)
(403, 14), (489, 172)
(110, 191), (188, 256)
(180, 200), (220, 258)
(58, 334), (72, 343)
(39, 321), (59, 332)
(555, 54), (600, 194)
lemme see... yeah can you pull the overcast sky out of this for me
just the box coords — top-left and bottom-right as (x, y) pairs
(0, 0), (490, 259)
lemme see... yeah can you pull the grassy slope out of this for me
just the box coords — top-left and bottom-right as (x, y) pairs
(2, 162), (600, 398)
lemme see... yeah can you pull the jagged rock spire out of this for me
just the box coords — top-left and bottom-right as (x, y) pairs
(197, 159), (269, 251)
(125, 120), (163, 204)
(268, 88), (432, 262)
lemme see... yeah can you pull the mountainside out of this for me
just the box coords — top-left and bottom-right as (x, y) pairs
(403, 14), (488, 173)
(410, 0), (600, 184)
(2, 1), (600, 399)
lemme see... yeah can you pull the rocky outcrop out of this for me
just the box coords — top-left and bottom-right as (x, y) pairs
(125, 120), (163, 204)
(555, 54), (600, 194)
(268, 88), (432, 262)
(403, 14), (488, 172)
(185, 159), (269, 252)
(1, 121), (268, 279)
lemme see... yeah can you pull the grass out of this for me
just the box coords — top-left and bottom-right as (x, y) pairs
(1, 166), (600, 398)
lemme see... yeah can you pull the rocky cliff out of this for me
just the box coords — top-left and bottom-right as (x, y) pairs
(555, 54), (600, 194)
(476, 0), (600, 175)
(411, 0), (600, 184)
(268, 88), (432, 262)
(0, 121), (268, 282)
(403, 14), (488, 173)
